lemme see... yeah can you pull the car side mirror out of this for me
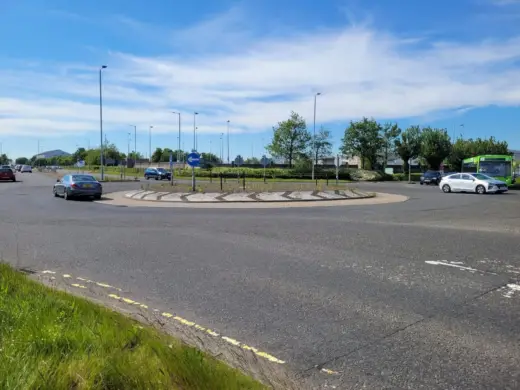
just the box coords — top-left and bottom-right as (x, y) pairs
(56, 179), (60, 182)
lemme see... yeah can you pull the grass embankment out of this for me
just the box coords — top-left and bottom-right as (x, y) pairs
(0, 263), (264, 390)
(143, 180), (349, 193)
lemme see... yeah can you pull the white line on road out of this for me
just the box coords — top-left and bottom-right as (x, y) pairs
(425, 260), (497, 275)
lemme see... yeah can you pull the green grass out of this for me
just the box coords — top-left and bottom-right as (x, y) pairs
(143, 180), (351, 193)
(0, 263), (265, 390)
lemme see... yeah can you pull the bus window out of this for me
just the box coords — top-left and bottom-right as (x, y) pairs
(479, 161), (511, 177)
(462, 162), (477, 173)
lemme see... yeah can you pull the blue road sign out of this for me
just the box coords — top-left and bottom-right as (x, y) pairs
(169, 152), (173, 168)
(261, 155), (270, 167)
(234, 155), (244, 166)
(76, 160), (85, 168)
(187, 152), (201, 167)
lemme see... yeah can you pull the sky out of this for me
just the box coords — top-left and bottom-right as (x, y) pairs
(1, 0), (520, 160)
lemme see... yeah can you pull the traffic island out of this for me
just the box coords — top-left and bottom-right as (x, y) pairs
(124, 188), (370, 203)
(95, 190), (408, 208)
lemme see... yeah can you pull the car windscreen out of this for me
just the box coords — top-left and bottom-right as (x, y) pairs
(424, 171), (438, 177)
(71, 175), (96, 182)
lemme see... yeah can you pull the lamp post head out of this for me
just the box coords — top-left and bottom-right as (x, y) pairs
(194, 112), (198, 115)
(316, 92), (321, 96)
(101, 65), (107, 69)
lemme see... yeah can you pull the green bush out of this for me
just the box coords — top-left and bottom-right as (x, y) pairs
(393, 173), (422, 181)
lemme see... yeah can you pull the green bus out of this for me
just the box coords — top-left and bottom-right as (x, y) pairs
(462, 154), (515, 186)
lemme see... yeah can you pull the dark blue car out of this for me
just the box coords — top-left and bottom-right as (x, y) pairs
(53, 174), (102, 200)
(144, 167), (171, 180)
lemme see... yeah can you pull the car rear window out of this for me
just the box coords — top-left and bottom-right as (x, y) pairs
(71, 175), (96, 182)
(0, 168), (12, 172)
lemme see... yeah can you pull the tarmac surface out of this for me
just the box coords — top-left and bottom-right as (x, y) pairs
(1, 173), (519, 389)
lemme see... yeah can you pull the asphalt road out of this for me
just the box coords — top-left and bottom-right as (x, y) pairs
(1, 173), (519, 389)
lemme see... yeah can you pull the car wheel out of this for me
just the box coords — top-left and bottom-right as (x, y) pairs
(476, 185), (486, 195)
(145, 176), (149, 180)
(155, 176), (159, 180)
(442, 184), (451, 193)
(12, 178), (16, 182)
(94, 194), (101, 200)
(420, 182), (424, 185)
(53, 189), (58, 197)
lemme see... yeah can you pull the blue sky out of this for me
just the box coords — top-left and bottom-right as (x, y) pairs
(1, 0), (520, 160)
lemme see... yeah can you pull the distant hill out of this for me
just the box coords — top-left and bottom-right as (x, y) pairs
(34, 149), (71, 159)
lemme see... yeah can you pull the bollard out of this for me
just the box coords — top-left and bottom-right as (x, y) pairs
(220, 173), (223, 191)
(242, 175), (246, 191)
(326, 174), (329, 186)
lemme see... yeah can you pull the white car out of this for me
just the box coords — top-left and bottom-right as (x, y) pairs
(439, 173), (508, 194)
(20, 165), (32, 173)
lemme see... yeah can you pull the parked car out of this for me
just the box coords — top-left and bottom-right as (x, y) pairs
(439, 173), (508, 194)
(53, 174), (102, 200)
(0, 167), (16, 182)
(14, 165), (21, 172)
(420, 170), (442, 185)
(144, 167), (171, 180)
(20, 165), (32, 173)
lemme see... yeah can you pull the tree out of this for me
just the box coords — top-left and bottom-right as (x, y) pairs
(420, 127), (452, 170)
(245, 157), (260, 164)
(151, 148), (163, 163)
(395, 125), (422, 173)
(313, 126), (333, 163)
(160, 148), (174, 162)
(446, 137), (510, 170)
(341, 117), (383, 169)
(0, 154), (9, 165)
(15, 157), (29, 165)
(381, 122), (401, 167)
(266, 111), (311, 168)
(72, 147), (87, 162)
(201, 152), (221, 164)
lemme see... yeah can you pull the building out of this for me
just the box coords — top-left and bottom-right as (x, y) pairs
(33, 149), (71, 160)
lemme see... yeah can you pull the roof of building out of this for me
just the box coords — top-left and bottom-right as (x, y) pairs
(34, 149), (71, 159)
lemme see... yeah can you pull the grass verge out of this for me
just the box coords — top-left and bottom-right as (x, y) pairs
(0, 263), (265, 390)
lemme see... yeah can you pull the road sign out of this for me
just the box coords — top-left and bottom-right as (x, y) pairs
(169, 152), (173, 168)
(261, 155), (270, 167)
(76, 160), (85, 168)
(234, 155), (244, 166)
(187, 152), (200, 167)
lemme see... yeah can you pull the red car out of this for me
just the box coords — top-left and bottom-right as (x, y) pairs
(0, 167), (16, 182)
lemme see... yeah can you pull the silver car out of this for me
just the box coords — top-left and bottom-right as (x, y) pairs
(439, 173), (508, 194)
(53, 174), (103, 200)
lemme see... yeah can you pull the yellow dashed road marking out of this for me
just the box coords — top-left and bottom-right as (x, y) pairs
(321, 368), (340, 375)
(41, 269), (286, 365)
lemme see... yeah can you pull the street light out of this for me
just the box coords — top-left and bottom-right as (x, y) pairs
(312, 92), (321, 181)
(171, 111), (181, 163)
(127, 133), (131, 168)
(99, 65), (107, 181)
(129, 125), (137, 174)
(220, 133), (224, 162)
(193, 112), (198, 151)
(149, 125), (153, 164)
(227, 120), (230, 164)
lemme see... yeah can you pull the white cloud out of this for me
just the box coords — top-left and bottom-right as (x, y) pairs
(1, 8), (520, 139)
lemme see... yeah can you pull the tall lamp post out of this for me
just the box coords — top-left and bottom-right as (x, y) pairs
(312, 92), (321, 181)
(99, 65), (107, 181)
(171, 111), (181, 163)
(193, 112), (198, 151)
(129, 125), (137, 177)
(149, 125), (153, 164)
(227, 120), (230, 164)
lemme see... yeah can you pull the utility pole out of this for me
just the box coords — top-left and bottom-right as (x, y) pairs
(193, 112), (198, 151)
(312, 92), (321, 180)
(99, 65), (107, 180)
(172, 111), (181, 164)
(227, 120), (230, 164)
(149, 125), (153, 164)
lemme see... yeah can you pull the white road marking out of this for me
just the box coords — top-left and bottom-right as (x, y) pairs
(500, 284), (520, 298)
(425, 260), (496, 274)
